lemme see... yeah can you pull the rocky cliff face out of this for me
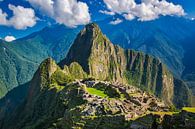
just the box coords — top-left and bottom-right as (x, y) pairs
(59, 23), (187, 106)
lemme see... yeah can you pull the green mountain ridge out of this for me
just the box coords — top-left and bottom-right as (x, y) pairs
(0, 23), (193, 129)
(0, 42), (39, 97)
(0, 25), (80, 98)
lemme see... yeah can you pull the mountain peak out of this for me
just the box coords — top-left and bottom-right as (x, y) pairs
(85, 23), (100, 31)
(27, 57), (58, 101)
(59, 23), (108, 72)
(80, 23), (103, 41)
(84, 23), (101, 34)
(39, 57), (57, 78)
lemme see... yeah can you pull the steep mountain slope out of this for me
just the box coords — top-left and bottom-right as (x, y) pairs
(0, 82), (29, 122)
(0, 25), (80, 98)
(0, 42), (38, 97)
(60, 23), (191, 107)
(97, 17), (195, 102)
(0, 24), (193, 129)
(182, 36), (195, 106)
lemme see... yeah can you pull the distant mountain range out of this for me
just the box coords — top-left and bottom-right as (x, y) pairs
(98, 16), (195, 101)
(0, 23), (194, 129)
(98, 17), (195, 102)
(0, 16), (195, 102)
(99, 16), (195, 77)
(0, 25), (80, 97)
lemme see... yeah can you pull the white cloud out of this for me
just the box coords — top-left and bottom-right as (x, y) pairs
(28, 0), (54, 16)
(0, 5), (37, 29)
(103, 0), (185, 21)
(28, 0), (91, 27)
(123, 13), (135, 20)
(110, 18), (123, 25)
(4, 36), (16, 42)
(8, 5), (37, 29)
(99, 10), (115, 15)
(104, 0), (136, 13)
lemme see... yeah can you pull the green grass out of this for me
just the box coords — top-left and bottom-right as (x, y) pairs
(151, 112), (179, 116)
(86, 88), (108, 98)
(182, 107), (195, 113)
(151, 107), (195, 116)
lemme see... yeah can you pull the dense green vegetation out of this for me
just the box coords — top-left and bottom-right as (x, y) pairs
(69, 62), (88, 79)
(51, 69), (74, 85)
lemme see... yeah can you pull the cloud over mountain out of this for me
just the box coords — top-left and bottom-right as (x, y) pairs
(28, 0), (91, 27)
(110, 18), (123, 25)
(4, 35), (16, 42)
(103, 0), (185, 21)
(0, 4), (37, 29)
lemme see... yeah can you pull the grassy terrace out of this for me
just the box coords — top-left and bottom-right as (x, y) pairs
(182, 107), (195, 113)
(152, 112), (179, 115)
(86, 87), (108, 98)
(151, 107), (195, 116)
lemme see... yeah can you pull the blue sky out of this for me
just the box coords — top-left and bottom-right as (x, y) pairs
(0, 0), (194, 40)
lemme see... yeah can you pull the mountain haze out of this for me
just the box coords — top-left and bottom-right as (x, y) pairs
(0, 25), (80, 98)
(99, 16), (195, 78)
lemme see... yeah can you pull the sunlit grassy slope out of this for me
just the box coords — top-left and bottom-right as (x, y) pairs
(86, 87), (108, 98)
(182, 107), (195, 113)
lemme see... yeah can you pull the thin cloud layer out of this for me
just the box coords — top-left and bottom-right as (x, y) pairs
(0, 4), (37, 29)
(28, 0), (91, 27)
(103, 0), (185, 21)
(99, 10), (115, 16)
(4, 35), (16, 42)
(110, 18), (123, 25)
